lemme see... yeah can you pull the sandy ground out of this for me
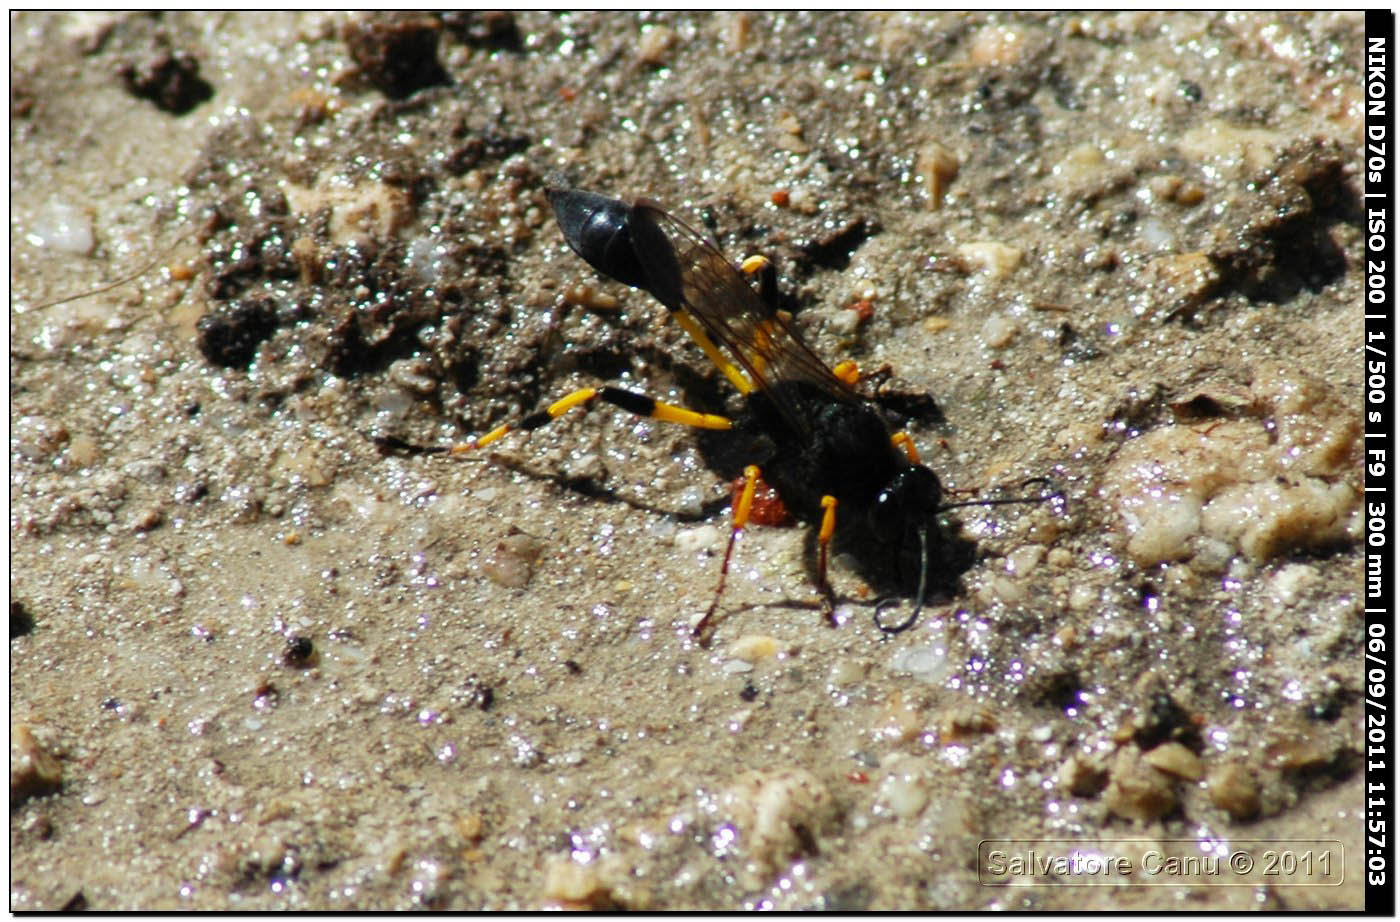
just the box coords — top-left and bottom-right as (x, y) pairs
(10, 12), (1366, 910)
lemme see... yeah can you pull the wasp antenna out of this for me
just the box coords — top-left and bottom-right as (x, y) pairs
(938, 483), (1064, 512)
(874, 525), (930, 635)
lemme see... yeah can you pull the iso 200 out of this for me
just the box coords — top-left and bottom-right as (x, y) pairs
(1262, 849), (1334, 877)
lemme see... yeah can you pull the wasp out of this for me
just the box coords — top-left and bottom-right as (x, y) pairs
(545, 185), (1001, 637)
(387, 186), (1043, 636)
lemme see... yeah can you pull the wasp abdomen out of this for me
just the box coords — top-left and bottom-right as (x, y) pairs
(547, 187), (651, 293)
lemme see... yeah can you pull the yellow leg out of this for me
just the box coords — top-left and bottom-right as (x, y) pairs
(816, 495), (838, 624)
(833, 360), (860, 387)
(444, 385), (730, 454)
(891, 431), (921, 464)
(694, 465), (760, 638)
(672, 311), (755, 395)
(740, 255), (771, 276)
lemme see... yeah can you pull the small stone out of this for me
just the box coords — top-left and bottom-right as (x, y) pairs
(1142, 252), (1220, 316)
(1104, 747), (1178, 822)
(967, 24), (1030, 67)
(721, 768), (836, 874)
(1270, 562), (1319, 605)
(24, 201), (95, 256)
(1058, 752), (1110, 797)
(877, 769), (929, 819)
(938, 704), (997, 742)
(829, 659), (865, 686)
(1178, 118), (1286, 174)
(957, 241), (1023, 280)
(636, 24), (675, 66)
(1144, 741), (1204, 781)
(282, 635), (315, 668)
(1006, 544), (1045, 576)
(545, 857), (600, 904)
(11, 725), (62, 805)
(675, 524), (722, 554)
(483, 529), (545, 589)
(728, 635), (780, 663)
(1207, 762), (1261, 820)
(129, 506), (164, 532)
(915, 141), (960, 209)
(1053, 143), (1106, 187)
(890, 645), (949, 685)
(1148, 174), (1205, 205)
(723, 11), (751, 53)
(456, 811), (485, 843)
(980, 314), (1019, 349)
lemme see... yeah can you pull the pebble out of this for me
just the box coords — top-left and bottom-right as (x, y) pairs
(1207, 761), (1261, 820)
(1177, 118), (1286, 174)
(1143, 741), (1204, 781)
(721, 768), (836, 876)
(1142, 252), (1220, 314)
(889, 644), (949, 685)
(827, 304), (863, 336)
(675, 524), (722, 555)
(25, 201), (95, 256)
(282, 178), (413, 248)
(828, 659), (865, 686)
(1005, 544), (1045, 576)
(1148, 174), (1205, 205)
(636, 24), (676, 65)
(1269, 563), (1319, 605)
(957, 242), (1023, 280)
(728, 634), (780, 663)
(1052, 143), (1106, 187)
(1202, 478), (1355, 563)
(938, 704), (997, 742)
(877, 768), (929, 819)
(543, 857), (609, 907)
(967, 24), (1030, 67)
(483, 530), (546, 589)
(11, 724), (62, 805)
(980, 314), (1019, 349)
(915, 141), (960, 209)
(1105, 366), (1360, 567)
(1103, 746), (1178, 822)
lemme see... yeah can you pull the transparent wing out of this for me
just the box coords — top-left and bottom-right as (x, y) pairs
(628, 201), (857, 432)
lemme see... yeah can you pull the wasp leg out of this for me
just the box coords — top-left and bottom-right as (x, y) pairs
(737, 255), (792, 382)
(740, 254), (779, 309)
(670, 310), (755, 396)
(890, 430), (922, 464)
(694, 463), (761, 639)
(815, 495), (839, 625)
(428, 386), (732, 455)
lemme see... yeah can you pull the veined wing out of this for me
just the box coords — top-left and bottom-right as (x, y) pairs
(627, 200), (857, 432)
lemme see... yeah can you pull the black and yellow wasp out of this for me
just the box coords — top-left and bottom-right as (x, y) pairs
(387, 186), (1036, 636)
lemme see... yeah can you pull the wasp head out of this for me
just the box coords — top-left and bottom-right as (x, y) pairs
(869, 464), (943, 543)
